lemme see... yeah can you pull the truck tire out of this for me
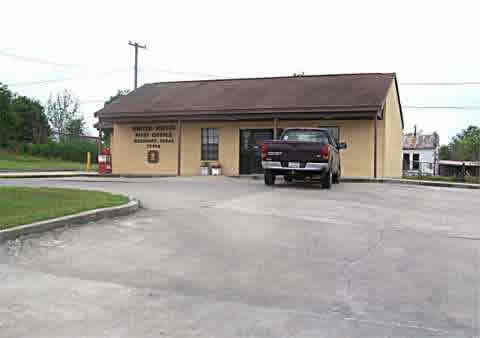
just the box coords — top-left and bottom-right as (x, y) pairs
(264, 171), (276, 186)
(284, 175), (293, 183)
(322, 170), (332, 189)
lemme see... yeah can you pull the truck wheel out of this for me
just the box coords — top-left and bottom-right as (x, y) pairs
(264, 171), (276, 186)
(322, 170), (332, 189)
(284, 175), (293, 183)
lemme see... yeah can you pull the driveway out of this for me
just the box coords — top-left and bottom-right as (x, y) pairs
(1, 177), (479, 337)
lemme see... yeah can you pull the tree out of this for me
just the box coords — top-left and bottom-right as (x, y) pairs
(10, 95), (50, 144)
(46, 89), (80, 137)
(0, 83), (17, 146)
(104, 89), (130, 106)
(65, 117), (86, 137)
(0, 83), (51, 147)
(444, 125), (480, 161)
(439, 145), (450, 160)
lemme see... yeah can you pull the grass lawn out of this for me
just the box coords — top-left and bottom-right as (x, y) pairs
(0, 150), (97, 171)
(0, 187), (129, 230)
(404, 175), (480, 184)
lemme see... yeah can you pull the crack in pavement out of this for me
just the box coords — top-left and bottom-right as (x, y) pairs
(342, 316), (450, 335)
(341, 226), (387, 298)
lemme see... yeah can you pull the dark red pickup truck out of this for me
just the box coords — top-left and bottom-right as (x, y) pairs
(261, 128), (347, 188)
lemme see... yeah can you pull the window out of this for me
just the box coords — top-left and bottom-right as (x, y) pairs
(281, 129), (329, 143)
(201, 128), (219, 160)
(413, 153), (420, 170)
(403, 153), (410, 170)
(318, 126), (340, 144)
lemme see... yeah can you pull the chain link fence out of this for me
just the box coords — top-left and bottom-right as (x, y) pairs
(403, 160), (480, 183)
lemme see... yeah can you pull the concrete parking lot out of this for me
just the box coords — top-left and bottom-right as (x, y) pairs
(1, 176), (480, 337)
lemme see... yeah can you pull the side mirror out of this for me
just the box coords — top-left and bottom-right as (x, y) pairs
(338, 142), (347, 150)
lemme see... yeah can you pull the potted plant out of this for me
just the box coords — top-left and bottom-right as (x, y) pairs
(211, 162), (222, 176)
(200, 162), (210, 176)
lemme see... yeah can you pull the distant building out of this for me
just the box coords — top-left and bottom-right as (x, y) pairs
(402, 128), (439, 175)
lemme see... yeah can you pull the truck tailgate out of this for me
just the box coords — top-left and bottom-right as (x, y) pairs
(264, 140), (326, 162)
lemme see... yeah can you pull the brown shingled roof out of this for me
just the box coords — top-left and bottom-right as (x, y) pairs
(96, 73), (401, 122)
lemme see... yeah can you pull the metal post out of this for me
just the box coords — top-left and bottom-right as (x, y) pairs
(134, 46), (138, 89)
(98, 130), (102, 154)
(128, 41), (147, 90)
(273, 117), (278, 139)
(374, 113), (378, 178)
(177, 120), (182, 176)
(86, 152), (91, 171)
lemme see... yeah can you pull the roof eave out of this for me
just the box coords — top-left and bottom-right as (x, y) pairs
(393, 73), (405, 129)
(97, 105), (381, 120)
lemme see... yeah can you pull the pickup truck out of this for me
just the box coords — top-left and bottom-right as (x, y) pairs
(261, 128), (347, 188)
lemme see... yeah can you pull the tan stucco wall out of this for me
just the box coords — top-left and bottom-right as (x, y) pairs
(112, 123), (178, 175)
(110, 99), (403, 178)
(278, 120), (374, 177)
(382, 81), (403, 178)
(181, 120), (279, 176)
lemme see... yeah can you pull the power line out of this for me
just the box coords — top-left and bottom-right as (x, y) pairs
(6, 77), (78, 87)
(4, 68), (130, 87)
(79, 99), (107, 104)
(400, 81), (480, 86)
(0, 49), (83, 68)
(4, 66), (219, 88)
(404, 105), (480, 110)
(2, 50), (479, 86)
(140, 66), (220, 78)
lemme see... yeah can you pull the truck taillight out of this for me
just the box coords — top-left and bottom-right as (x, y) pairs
(261, 144), (268, 160)
(321, 144), (329, 160)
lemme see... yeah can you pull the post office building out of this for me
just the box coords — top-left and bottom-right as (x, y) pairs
(95, 73), (404, 178)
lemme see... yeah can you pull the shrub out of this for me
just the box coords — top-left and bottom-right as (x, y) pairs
(29, 141), (98, 164)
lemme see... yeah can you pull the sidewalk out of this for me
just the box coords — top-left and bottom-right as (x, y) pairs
(0, 171), (99, 179)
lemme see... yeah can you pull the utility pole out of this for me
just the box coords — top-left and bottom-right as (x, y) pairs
(128, 41), (147, 89)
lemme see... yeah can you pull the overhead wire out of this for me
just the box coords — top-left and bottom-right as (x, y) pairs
(0, 49), (85, 68)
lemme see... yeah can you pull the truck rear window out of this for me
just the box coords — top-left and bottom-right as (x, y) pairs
(281, 130), (329, 143)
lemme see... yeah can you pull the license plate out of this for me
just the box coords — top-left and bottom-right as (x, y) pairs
(288, 162), (300, 168)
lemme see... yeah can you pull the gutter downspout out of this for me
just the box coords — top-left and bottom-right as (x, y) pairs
(273, 117), (279, 139)
(374, 112), (378, 178)
(177, 120), (182, 176)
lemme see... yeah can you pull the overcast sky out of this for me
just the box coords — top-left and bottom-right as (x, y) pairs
(2, 0), (479, 144)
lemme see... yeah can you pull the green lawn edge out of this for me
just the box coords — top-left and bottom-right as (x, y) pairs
(0, 150), (97, 171)
(0, 187), (129, 230)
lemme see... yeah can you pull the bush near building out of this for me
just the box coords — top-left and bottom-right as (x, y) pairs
(0, 149), (92, 171)
(29, 141), (98, 164)
(1, 140), (98, 164)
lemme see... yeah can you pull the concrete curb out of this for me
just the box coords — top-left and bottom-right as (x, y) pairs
(0, 169), (87, 173)
(341, 177), (480, 189)
(0, 173), (99, 179)
(232, 174), (480, 189)
(0, 197), (140, 243)
(230, 174), (263, 180)
(0, 173), (177, 179)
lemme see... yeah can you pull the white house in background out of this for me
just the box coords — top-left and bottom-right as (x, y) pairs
(402, 129), (440, 175)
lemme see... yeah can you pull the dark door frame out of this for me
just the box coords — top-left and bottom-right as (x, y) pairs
(239, 128), (274, 175)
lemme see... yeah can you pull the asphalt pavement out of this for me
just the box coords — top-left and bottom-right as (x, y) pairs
(1, 176), (479, 337)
